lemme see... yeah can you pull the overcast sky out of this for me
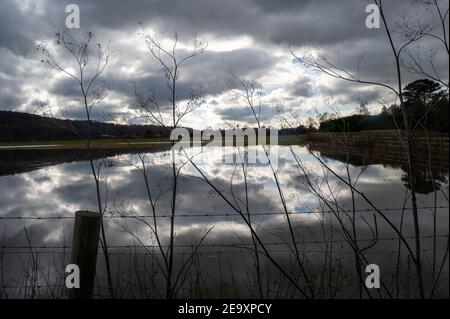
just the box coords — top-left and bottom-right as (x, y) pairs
(0, 0), (448, 129)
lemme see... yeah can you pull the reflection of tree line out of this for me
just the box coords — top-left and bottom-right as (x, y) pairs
(0, 147), (171, 176)
(308, 134), (448, 194)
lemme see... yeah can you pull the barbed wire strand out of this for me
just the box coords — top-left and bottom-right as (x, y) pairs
(0, 205), (448, 220)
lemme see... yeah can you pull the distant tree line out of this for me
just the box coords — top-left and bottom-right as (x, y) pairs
(0, 110), (172, 141)
(0, 110), (317, 142)
(278, 125), (317, 135)
(197, 125), (316, 138)
(318, 79), (448, 133)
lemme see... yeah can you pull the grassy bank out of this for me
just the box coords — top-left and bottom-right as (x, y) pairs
(0, 137), (172, 150)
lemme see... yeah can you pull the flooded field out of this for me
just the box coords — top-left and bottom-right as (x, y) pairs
(0, 143), (448, 298)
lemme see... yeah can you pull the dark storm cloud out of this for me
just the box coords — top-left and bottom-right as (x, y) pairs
(286, 77), (315, 97)
(0, 1), (59, 56)
(1, 0), (446, 57)
(181, 48), (277, 87)
(0, 0), (409, 56)
(216, 104), (279, 123)
(0, 0), (35, 55)
(0, 91), (22, 110)
(44, 0), (399, 45)
(50, 78), (81, 98)
(315, 79), (381, 107)
(122, 47), (277, 100)
(0, 78), (23, 110)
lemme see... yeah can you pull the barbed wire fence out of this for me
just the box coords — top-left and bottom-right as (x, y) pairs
(1, 205), (449, 298)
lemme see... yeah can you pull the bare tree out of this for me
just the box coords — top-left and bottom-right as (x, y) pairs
(37, 27), (114, 298)
(133, 28), (206, 128)
(400, 0), (449, 89)
(133, 29), (207, 298)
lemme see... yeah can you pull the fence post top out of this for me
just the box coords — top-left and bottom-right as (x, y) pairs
(75, 211), (102, 218)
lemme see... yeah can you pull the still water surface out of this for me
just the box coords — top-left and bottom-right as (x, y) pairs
(0, 145), (448, 298)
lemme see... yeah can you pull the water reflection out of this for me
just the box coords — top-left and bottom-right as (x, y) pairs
(0, 145), (448, 298)
(309, 141), (449, 195)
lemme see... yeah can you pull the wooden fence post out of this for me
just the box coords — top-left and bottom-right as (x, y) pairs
(69, 210), (102, 299)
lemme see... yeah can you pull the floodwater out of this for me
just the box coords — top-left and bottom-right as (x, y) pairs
(0, 143), (448, 298)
